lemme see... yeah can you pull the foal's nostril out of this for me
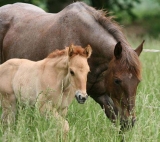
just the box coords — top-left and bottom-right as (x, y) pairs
(79, 95), (86, 101)
(82, 96), (86, 101)
(75, 91), (88, 104)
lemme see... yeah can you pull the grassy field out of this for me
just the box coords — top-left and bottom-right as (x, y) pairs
(0, 36), (159, 142)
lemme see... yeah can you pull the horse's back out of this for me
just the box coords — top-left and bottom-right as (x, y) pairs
(0, 2), (45, 16)
(0, 2), (104, 63)
(0, 3), (47, 63)
(0, 2), (47, 28)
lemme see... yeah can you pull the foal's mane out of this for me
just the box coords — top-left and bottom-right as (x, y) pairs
(47, 45), (88, 58)
(47, 49), (66, 58)
(78, 2), (141, 79)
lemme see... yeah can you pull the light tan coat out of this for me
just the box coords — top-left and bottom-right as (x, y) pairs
(0, 45), (92, 133)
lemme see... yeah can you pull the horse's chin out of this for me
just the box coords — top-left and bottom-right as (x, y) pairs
(120, 117), (136, 131)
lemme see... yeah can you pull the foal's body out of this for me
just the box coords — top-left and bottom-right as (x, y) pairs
(0, 58), (71, 113)
(0, 45), (92, 132)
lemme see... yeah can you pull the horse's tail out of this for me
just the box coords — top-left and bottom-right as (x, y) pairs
(0, 19), (10, 64)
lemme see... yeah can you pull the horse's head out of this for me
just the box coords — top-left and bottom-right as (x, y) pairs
(67, 45), (92, 104)
(104, 41), (144, 130)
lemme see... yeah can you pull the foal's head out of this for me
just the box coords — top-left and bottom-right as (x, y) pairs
(67, 45), (92, 104)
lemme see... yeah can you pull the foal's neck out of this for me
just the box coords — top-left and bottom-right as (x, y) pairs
(44, 55), (73, 91)
(46, 56), (75, 112)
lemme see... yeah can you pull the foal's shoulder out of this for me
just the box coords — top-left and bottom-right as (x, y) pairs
(3, 58), (32, 66)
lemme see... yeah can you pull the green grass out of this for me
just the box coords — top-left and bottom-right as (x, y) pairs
(0, 36), (160, 142)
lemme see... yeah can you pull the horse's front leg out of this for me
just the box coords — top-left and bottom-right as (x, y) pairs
(1, 93), (17, 124)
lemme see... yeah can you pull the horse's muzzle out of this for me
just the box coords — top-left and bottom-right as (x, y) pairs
(75, 90), (88, 104)
(120, 117), (136, 131)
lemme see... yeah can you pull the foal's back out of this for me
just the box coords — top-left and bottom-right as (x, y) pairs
(0, 59), (39, 101)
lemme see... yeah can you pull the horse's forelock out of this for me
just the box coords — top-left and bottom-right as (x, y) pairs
(120, 49), (142, 80)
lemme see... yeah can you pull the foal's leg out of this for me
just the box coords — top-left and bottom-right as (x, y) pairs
(51, 108), (69, 142)
(39, 102), (69, 136)
(53, 108), (69, 134)
(1, 93), (17, 124)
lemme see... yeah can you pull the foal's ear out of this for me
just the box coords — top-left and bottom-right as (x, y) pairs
(68, 44), (74, 57)
(134, 40), (145, 56)
(114, 42), (122, 60)
(84, 45), (92, 58)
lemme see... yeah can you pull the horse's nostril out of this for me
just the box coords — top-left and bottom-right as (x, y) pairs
(132, 117), (136, 127)
(120, 117), (136, 131)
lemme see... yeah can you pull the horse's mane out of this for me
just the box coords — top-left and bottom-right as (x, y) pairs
(79, 2), (129, 46)
(78, 2), (141, 79)
(47, 45), (88, 58)
(120, 49), (142, 80)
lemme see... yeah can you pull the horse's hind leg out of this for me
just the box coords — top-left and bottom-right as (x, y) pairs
(1, 93), (16, 124)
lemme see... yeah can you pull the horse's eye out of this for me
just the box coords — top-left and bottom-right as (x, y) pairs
(70, 70), (75, 76)
(114, 78), (122, 85)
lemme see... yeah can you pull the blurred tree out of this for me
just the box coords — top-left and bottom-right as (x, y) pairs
(46, 0), (73, 13)
(0, 0), (141, 21)
(0, 0), (47, 10)
(91, 0), (141, 21)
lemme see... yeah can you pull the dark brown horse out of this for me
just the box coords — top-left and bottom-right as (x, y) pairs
(0, 2), (144, 130)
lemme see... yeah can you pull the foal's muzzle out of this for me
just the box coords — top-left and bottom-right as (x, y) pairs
(75, 90), (88, 104)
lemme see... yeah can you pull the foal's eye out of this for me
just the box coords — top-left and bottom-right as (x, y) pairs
(114, 78), (122, 85)
(70, 70), (75, 76)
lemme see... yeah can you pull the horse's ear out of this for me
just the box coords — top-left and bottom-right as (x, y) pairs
(135, 40), (145, 56)
(114, 42), (122, 60)
(68, 44), (74, 57)
(84, 45), (92, 58)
